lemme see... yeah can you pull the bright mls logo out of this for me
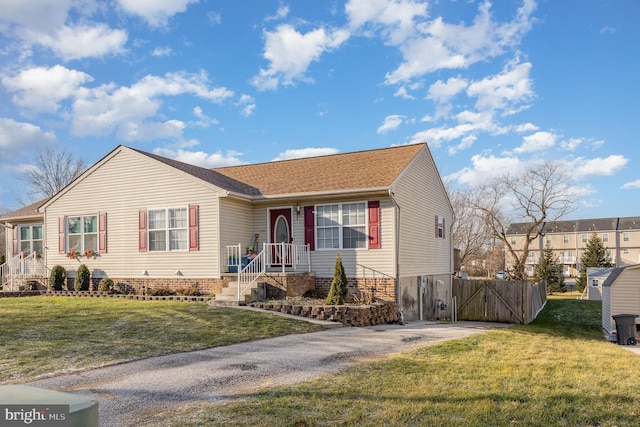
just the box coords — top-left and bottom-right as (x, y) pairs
(1, 405), (69, 426)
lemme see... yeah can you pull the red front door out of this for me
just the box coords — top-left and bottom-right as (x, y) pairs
(270, 208), (292, 266)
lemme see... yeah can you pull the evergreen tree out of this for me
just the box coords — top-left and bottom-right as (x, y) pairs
(325, 252), (348, 305)
(576, 233), (612, 292)
(534, 244), (565, 294)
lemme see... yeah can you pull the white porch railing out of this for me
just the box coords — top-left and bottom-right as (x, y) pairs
(223, 243), (310, 302)
(263, 243), (311, 273)
(0, 252), (47, 291)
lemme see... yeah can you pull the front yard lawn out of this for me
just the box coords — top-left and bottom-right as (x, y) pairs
(170, 297), (640, 427)
(0, 296), (324, 383)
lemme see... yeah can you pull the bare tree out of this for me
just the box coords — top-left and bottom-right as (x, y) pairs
(471, 161), (577, 280)
(21, 145), (87, 202)
(448, 185), (490, 268)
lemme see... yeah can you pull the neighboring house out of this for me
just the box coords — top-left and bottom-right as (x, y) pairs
(0, 144), (453, 319)
(601, 265), (640, 337)
(505, 217), (640, 278)
(585, 267), (614, 301)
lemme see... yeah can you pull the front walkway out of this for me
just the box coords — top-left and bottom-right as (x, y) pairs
(24, 315), (508, 427)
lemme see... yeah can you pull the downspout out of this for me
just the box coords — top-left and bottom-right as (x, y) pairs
(388, 189), (401, 311)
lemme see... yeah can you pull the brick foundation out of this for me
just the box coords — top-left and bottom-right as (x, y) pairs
(315, 277), (396, 302)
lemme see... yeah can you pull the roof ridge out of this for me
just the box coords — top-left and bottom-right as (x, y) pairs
(212, 143), (426, 171)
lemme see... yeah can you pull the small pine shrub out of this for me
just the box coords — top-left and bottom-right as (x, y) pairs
(325, 252), (348, 305)
(49, 265), (66, 291)
(74, 264), (91, 291)
(98, 278), (114, 292)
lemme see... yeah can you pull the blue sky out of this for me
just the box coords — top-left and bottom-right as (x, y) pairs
(0, 0), (638, 220)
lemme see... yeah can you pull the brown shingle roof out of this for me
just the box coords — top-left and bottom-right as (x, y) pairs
(131, 148), (261, 196)
(0, 197), (50, 221)
(212, 144), (425, 196)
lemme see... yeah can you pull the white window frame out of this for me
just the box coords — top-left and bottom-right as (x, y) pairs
(563, 235), (569, 244)
(67, 215), (98, 253)
(19, 223), (43, 257)
(581, 234), (588, 243)
(510, 236), (516, 245)
(148, 207), (188, 252)
(545, 235), (551, 245)
(623, 232), (630, 242)
(623, 248), (629, 254)
(315, 202), (368, 250)
(437, 216), (444, 239)
(602, 233), (609, 243)
(591, 279), (599, 287)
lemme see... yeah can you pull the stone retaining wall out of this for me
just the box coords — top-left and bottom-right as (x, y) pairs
(249, 301), (398, 327)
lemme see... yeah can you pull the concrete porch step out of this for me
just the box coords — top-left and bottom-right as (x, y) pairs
(211, 281), (266, 306)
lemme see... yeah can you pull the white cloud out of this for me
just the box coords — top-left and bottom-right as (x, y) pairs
(446, 153), (525, 187)
(514, 131), (557, 153)
(568, 155), (628, 178)
(560, 137), (584, 151)
(266, 6), (290, 22)
(151, 46), (173, 57)
(0, 118), (56, 159)
(377, 114), (404, 134)
(394, 86), (415, 100)
(118, 120), (185, 141)
(237, 94), (256, 117)
(207, 11), (221, 25)
(71, 71), (234, 138)
(411, 110), (502, 148)
(428, 77), (468, 104)
(514, 122), (539, 133)
(153, 147), (244, 168)
(252, 24), (350, 90)
(272, 147), (339, 161)
(448, 134), (477, 156)
(0, 0), (80, 34)
(192, 106), (218, 127)
(384, 0), (536, 84)
(2, 65), (93, 113)
(622, 180), (640, 190)
(466, 61), (533, 113)
(116, 0), (199, 27)
(346, 0), (428, 45)
(30, 24), (128, 61)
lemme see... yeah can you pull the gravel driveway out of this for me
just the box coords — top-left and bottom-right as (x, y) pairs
(25, 308), (507, 426)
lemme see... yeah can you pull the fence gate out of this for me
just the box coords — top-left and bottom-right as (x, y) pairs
(452, 279), (546, 324)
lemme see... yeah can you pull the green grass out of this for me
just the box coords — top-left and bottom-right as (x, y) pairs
(169, 297), (640, 427)
(0, 297), (324, 383)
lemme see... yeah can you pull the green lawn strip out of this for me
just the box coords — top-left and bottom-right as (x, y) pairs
(169, 297), (640, 427)
(0, 297), (324, 383)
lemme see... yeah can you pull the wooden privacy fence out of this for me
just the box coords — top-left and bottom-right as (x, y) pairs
(452, 279), (547, 324)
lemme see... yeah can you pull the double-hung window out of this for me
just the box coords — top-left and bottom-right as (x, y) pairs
(316, 202), (367, 249)
(19, 224), (43, 257)
(68, 215), (98, 253)
(148, 207), (188, 251)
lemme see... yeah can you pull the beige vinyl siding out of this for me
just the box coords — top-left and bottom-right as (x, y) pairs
(251, 199), (395, 279)
(392, 147), (453, 277)
(219, 198), (254, 252)
(306, 199), (395, 278)
(44, 148), (221, 279)
(607, 268), (640, 333)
